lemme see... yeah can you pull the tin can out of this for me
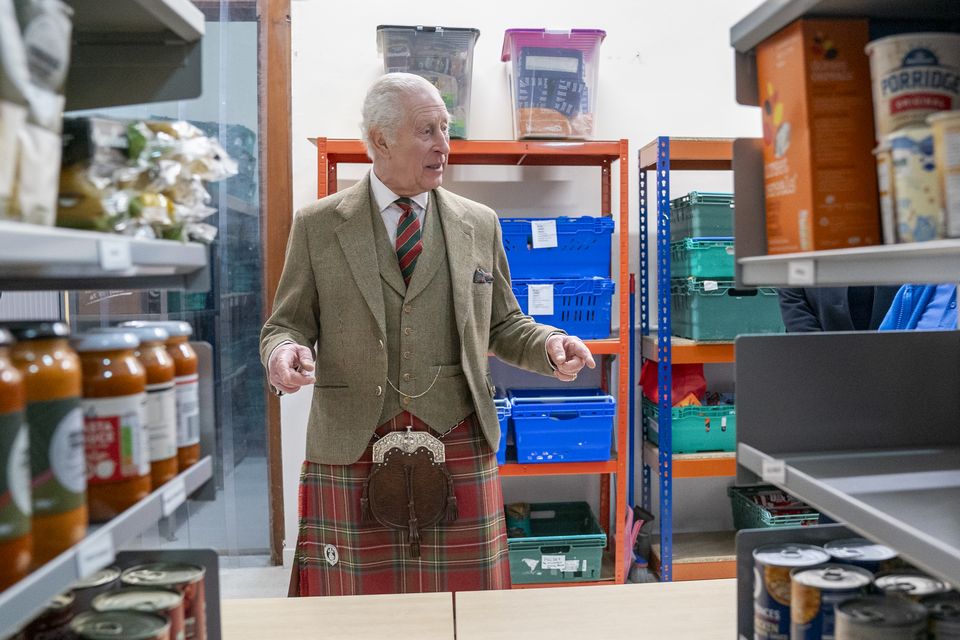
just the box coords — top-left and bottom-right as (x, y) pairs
(22, 592), (75, 639)
(791, 564), (874, 640)
(865, 32), (960, 139)
(753, 543), (831, 640)
(122, 563), (205, 640)
(824, 538), (900, 573)
(836, 595), (927, 639)
(71, 566), (121, 612)
(876, 571), (951, 602)
(874, 143), (899, 243)
(71, 610), (170, 640)
(928, 110), (960, 237)
(888, 127), (944, 242)
(93, 588), (185, 640)
(922, 592), (960, 640)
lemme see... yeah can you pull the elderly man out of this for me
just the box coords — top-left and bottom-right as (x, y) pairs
(261, 72), (595, 597)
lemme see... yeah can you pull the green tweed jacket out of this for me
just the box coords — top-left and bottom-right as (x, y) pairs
(260, 173), (560, 465)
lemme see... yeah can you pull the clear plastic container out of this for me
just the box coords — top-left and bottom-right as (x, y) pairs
(501, 29), (606, 139)
(376, 25), (480, 139)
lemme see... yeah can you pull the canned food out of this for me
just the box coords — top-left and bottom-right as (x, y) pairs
(22, 592), (75, 639)
(753, 543), (831, 640)
(791, 564), (874, 640)
(888, 127), (944, 242)
(93, 588), (185, 640)
(70, 610), (170, 640)
(825, 537), (900, 573)
(922, 592), (960, 640)
(928, 110), (960, 238)
(72, 566), (121, 612)
(874, 143), (899, 243)
(866, 32), (960, 138)
(836, 595), (927, 639)
(876, 571), (951, 601)
(122, 563), (205, 640)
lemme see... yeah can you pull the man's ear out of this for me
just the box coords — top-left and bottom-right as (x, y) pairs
(370, 127), (390, 159)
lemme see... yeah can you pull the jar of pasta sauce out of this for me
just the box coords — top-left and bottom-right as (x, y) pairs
(7, 321), (87, 566)
(0, 328), (31, 589)
(73, 331), (150, 522)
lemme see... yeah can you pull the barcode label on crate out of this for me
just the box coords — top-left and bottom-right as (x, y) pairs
(531, 220), (558, 249)
(528, 284), (554, 315)
(564, 560), (581, 572)
(541, 554), (566, 570)
(704, 280), (719, 292)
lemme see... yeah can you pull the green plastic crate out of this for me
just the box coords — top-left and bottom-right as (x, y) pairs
(642, 399), (736, 453)
(506, 501), (607, 584)
(728, 485), (821, 529)
(670, 237), (735, 279)
(670, 192), (735, 242)
(670, 278), (784, 341)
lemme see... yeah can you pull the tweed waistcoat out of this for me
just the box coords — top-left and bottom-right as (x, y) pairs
(371, 194), (474, 431)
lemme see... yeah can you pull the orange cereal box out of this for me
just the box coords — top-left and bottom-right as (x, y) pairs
(757, 19), (880, 254)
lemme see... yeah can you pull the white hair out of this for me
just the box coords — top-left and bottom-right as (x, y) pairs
(360, 73), (444, 161)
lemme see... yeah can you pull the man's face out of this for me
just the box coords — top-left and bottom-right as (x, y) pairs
(373, 87), (450, 196)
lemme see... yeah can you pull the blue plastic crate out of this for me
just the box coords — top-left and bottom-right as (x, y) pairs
(495, 397), (511, 465)
(512, 277), (614, 339)
(500, 216), (614, 278)
(508, 388), (615, 463)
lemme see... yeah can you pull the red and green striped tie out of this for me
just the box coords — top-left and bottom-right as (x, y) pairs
(394, 197), (423, 287)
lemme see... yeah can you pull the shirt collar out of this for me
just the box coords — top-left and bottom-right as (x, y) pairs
(369, 169), (429, 213)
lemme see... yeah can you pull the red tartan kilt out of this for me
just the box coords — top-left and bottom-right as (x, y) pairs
(294, 412), (511, 596)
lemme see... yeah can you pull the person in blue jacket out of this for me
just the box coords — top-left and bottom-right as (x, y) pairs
(878, 284), (958, 330)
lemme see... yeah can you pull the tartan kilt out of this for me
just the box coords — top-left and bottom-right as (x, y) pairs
(292, 412), (511, 596)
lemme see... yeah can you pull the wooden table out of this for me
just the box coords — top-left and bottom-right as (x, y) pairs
(454, 579), (736, 639)
(220, 591), (454, 640)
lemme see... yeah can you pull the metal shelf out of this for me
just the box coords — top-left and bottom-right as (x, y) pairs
(499, 457), (618, 477)
(643, 441), (736, 479)
(0, 457), (213, 636)
(65, 0), (205, 110)
(638, 137), (733, 171)
(651, 531), (737, 581)
(641, 334), (734, 364)
(739, 444), (960, 589)
(0, 221), (210, 291)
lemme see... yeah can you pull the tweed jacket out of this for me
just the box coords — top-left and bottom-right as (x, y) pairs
(260, 173), (561, 465)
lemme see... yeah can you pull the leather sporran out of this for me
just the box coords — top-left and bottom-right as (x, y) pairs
(361, 427), (458, 557)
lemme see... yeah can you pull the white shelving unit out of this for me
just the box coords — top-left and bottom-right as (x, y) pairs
(0, 458), (214, 635)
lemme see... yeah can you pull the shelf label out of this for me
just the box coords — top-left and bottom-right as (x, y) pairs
(787, 259), (816, 286)
(98, 239), (132, 271)
(528, 284), (554, 316)
(761, 458), (786, 484)
(76, 532), (115, 577)
(161, 476), (187, 518)
(541, 554), (566, 570)
(703, 280), (719, 292)
(531, 220), (558, 249)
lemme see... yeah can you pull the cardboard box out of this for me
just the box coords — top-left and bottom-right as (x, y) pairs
(758, 19), (880, 254)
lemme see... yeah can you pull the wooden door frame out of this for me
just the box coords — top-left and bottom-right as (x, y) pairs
(258, 0), (291, 566)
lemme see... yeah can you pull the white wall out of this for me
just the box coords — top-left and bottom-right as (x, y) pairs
(282, 0), (765, 549)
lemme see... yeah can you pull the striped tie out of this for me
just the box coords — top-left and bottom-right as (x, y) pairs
(394, 197), (423, 287)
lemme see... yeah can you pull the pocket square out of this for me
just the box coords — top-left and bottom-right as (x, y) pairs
(473, 267), (493, 284)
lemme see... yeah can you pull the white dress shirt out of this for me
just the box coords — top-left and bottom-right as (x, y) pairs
(369, 169), (429, 245)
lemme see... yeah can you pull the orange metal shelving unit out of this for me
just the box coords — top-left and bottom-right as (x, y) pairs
(311, 137), (631, 586)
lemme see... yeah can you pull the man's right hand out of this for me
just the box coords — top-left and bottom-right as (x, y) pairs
(268, 342), (316, 394)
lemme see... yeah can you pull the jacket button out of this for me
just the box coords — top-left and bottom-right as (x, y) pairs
(375, 385), (382, 397)
(403, 304), (412, 314)
(402, 372), (412, 381)
(401, 397), (411, 406)
(403, 327), (412, 336)
(403, 351), (411, 360)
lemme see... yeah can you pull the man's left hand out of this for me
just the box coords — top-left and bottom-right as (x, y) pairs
(546, 334), (596, 382)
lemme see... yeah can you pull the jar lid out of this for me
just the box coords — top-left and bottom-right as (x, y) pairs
(0, 328), (12, 347)
(72, 331), (140, 352)
(120, 321), (193, 337)
(4, 321), (71, 340)
(92, 326), (169, 343)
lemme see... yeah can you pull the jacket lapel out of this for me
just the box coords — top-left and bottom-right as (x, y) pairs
(335, 174), (386, 337)
(436, 188), (475, 335)
(404, 194), (444, 302)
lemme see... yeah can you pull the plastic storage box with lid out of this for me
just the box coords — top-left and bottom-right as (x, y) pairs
(669, 278), (783, 341)
(642, 398), (736, 453)
(501, 28), (605, 139)
(670, 237), (735, 279)
(670, 192), (735, 242)
(506, 501), (607, 584)
(499, 216), (614, 278)
(511, 276), (614, 339)
(495, 396), (510, 465)
(377, 25), (479, 139)
(508, 388), (615, 463)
